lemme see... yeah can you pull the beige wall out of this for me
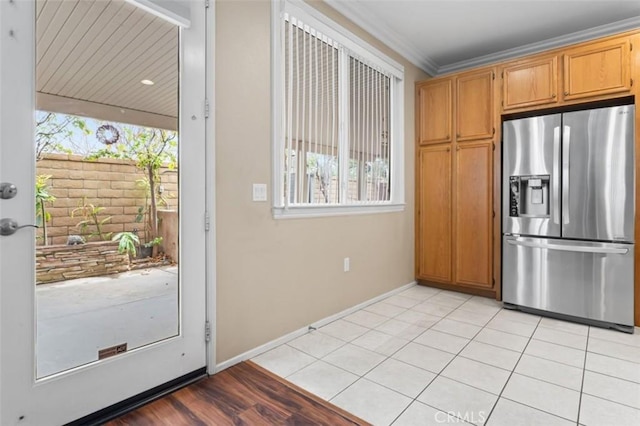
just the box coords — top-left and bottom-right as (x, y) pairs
(215, 0), (428, 363)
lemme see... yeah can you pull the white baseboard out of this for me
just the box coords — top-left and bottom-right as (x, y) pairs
(214, 280), (417, 373)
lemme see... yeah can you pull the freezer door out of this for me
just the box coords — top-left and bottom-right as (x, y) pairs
(563, 105), (635, 242)
(503, 114), (561, 237)
(502, 236), (634, 327)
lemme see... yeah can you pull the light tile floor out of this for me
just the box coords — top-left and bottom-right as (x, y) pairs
(252, 285), (640, 426)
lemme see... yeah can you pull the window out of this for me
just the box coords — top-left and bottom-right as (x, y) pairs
(272, 0), (404, 218)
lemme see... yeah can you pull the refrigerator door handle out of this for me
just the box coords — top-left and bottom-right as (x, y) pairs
(506, 238), (629, 255)
(562, 125), (571, 224)
(552, 126), (561, 224)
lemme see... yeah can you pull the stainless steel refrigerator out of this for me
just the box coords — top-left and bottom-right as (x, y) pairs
(502, 104), (635, 332)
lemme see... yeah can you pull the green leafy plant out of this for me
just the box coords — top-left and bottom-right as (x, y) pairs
(143, 236), (163, 248)
(35, 175), (56, 245)
(71, 197), (112, 241)
(112, 232), (140, 258)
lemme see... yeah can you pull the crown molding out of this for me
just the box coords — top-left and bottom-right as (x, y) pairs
(324, 0), (439, 76)
(437, 15), (640, 75)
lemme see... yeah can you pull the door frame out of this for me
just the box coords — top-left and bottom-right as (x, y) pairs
(0, 0), (217, 423)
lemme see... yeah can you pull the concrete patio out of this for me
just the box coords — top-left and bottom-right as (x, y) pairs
(36, 266), (179, 378)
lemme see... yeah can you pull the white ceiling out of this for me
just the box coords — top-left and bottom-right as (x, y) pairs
(326, 0), (640, 76)
(36, 0), (178, 129)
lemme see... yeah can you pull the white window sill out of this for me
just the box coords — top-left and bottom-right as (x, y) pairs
(273, 203), (405, 219)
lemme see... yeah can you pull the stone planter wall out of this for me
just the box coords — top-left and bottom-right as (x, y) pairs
(36, 241), (130, 284)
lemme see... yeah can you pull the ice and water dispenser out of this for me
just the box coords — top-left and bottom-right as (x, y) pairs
(509, 175), (550, 218)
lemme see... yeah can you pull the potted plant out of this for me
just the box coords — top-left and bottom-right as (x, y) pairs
(138, 236), (162, 259)
(112, 231), (140, 258)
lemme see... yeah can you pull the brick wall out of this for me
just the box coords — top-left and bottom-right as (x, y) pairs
(36, 154), (178, 245)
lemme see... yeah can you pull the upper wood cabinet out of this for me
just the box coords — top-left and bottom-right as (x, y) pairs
(563, 38), (631, 100)
(456, 68), (495, 141)
(417, 145), (452, 283)
(417, 79), (452, 145)
(502, 56), (558, 110)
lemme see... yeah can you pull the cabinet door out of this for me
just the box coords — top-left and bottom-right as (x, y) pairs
(417, 146), (452, 283)
(455, 141), (493, 288)
(456, 69), (494, 141)
(417, 80), (452, 145)
(502, 56), (558, 110)
(563, 38), (631, 100)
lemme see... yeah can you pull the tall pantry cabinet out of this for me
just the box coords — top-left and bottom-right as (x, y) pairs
(416, 67), (496, 296)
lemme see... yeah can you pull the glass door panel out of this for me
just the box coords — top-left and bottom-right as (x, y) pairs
(35, 0), (181, 379)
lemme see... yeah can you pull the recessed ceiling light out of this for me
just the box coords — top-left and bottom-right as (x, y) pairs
(141, 79), (155, 85)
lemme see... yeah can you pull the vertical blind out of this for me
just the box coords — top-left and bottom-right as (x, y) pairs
(283, 14), (391, 206)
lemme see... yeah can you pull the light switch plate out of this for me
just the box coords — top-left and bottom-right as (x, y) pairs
(252, 183), (267, 202)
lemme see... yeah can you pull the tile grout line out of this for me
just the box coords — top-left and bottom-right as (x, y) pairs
(575, 326), (590, 426)
(483, 315), (542, 425)
(387, 300), (505, 425)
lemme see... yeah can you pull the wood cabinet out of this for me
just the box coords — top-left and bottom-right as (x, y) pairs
(455, 142), (493, 288)
(416, 70), (495, 292)
(417, 80), (452, 145)
(417, 146), (452, 283)
(502, 56), (558, 110)
(456, 69), (495, 141)
(563, 38), (631, 100)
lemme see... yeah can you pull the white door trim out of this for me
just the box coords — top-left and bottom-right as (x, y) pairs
(204, 0), (217, 374)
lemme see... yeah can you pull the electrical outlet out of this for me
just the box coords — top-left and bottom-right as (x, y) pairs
(343, 257), (350, 272)
(252, 183), (267, 202)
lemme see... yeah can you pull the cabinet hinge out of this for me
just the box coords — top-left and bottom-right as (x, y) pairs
(630, 43), (633, 51)
(501, 71), (504, 79)
(204, 98), (210, 118)
(205, 321), (211, 342)
(493, 278), (496, 286)
(492, 127), (495, 136)
(492, 143), (496, 151)
(492, 72), (495, 80)
(493, 210), (496, 218)
(631, 78), (634, 87)
(501, 100), (504, 107)
(204, 211), (211, 231)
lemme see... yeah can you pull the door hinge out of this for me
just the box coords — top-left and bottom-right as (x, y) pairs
(205, 321), (212, 342)
(205, 0), (210, 8)
(204, 98), (210, 118)
(204, 211), (211, 231)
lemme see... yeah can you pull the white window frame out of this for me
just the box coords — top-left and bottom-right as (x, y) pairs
(271, 0), (405, 219)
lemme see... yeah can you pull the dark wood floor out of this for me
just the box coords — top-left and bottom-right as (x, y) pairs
(106, 361), (369, 425)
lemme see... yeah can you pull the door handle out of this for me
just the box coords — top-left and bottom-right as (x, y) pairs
(0, 218), (38, 236)
(552, 127), (560, 224)
(506, 238), (629, 254)
(562, 125), (571, 225)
